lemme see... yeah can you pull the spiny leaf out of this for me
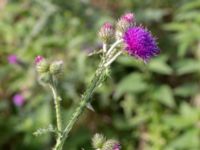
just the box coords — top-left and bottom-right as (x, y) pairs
(33, 124), (57, 136)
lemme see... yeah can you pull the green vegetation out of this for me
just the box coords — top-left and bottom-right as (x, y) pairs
(0, 0), (200, 149)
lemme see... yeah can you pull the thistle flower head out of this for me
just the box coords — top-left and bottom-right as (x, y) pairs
(116, 13), (135, 40)
(123, 26), (160, 62)
(13, 93), (25, 107)
(102, 139), (121, 150)
(8, 54), (18, 64)
(35, 56), (49, 74)
(92, 133), (106, 149)
(49, 60), (64, 75)
(99, 22), (114, 43)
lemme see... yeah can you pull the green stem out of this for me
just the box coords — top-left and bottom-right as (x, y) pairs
(49, 83), (62, 132)
(53, 40), (122, 150)
(55, 62), (106, 150)
(50, 81), (63, 150)
(53, 135), (63, 150)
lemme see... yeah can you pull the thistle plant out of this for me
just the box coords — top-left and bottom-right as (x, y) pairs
(35, 12), (160, 150)
(92, 133), (121, 150)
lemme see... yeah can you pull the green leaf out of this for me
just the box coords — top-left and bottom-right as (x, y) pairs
(174, 83), (198, 97)
(33, 124), (56, 136)
(117, 55), (143, 69)
(166, 129), (200, 150)
(163, 23), (187, 31)
(175, 59), (200, 75)
(152, 85), (175, 108)
(163, 103), (199, 129)
(115, 73), (148, 98)
(148, 59), (173, 75)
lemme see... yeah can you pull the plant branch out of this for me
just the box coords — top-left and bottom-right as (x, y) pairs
(106, 39), (123, 56)
(49, 82), (62, 132)
(53, 39), (122, 150)
(104, 51), (122, 67)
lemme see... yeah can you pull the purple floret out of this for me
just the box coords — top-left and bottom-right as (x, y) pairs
(123, 27), (160, 62)
(8, 54), (18, 64)
(35, 55), (44, 64)
(13, 94), (25, 107)
(113, 143), (121, 150)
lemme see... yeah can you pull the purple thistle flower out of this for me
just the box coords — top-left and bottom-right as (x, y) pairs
(123, 26), (160, 62)
(113, 143), (121, 150)
(13, 93), (25, 107)
(35, 55), (44, 64)
(8, 54), (18, 64)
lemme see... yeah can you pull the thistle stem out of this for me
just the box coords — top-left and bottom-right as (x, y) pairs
(104, 51), (122, 67)
(103, 43), (107, 53)
(56, 63), (106, 150)
(106, 39), (123, 56)
(53, 39), (122, 150)
(49, 83), (62, 132)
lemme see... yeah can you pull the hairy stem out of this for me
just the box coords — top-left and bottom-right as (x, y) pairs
(55, 61), (106, 150)
(53, 39), (122, 150)
(50, 81), (63, 150)
(49, 83), (62, 132)
(104, 51), (122, 67)
(106, 39), (123, 56)
(103, 43), (107, 53)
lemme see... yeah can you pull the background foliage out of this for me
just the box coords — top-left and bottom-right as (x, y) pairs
(0, 0), (200, 149)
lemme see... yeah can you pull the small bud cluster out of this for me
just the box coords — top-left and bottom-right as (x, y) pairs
(92, 133), (121, 150)
(98, 13), (135, 43)
(98, 12), (160, 62)
(35, 56), (63, 83)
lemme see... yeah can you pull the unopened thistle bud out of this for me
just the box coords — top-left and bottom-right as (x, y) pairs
(92, 133), (106, 149)
(39, 72), (51, 83)
(98, 22), (114, 43)
(116, 12), (135, 39)
(102, 139), (121, 150)
(49, 60), (63, 75)
(35, 56), (49, 74)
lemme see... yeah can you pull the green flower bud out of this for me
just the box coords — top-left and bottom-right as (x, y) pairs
(92, 133), (106, 149)
(98, 22), (114, 43)
(36, 59), (49, 74)
(102, 139), (120, 150)
(49, 60), (63, 75)
(39, 72), (51, 83)
(116, 13), (135, 40)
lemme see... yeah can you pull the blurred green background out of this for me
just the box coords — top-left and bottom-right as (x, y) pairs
(0, 0), (200, 149)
